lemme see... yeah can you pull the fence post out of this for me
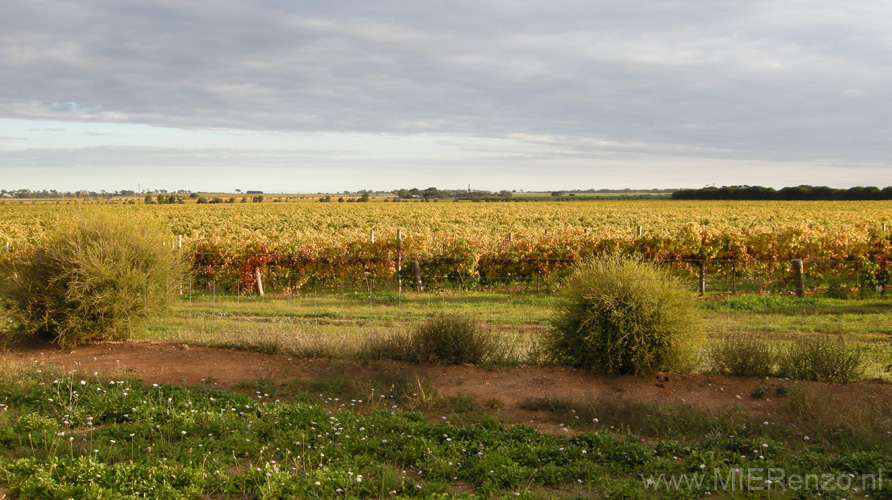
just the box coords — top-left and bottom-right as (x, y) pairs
(698, 261), (706, 296)
(731, 261), (737, 294)
(396, 229), (402, 292)
(3, 241), (7, 254)
(412, 260), (423, 292)
(792, 259), (805, 298)
(254, 267), (264, 297)
(177, 234), (182, 250)
(370, 231), (375, 243)
(637, 226), (642, 237)
(508, 232), (513, 242)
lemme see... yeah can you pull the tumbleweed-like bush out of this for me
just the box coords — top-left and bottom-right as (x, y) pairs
(545, 254), (701, 375)
(0, 213), (184, 347)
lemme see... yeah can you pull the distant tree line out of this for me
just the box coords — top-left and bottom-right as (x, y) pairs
(393, 187), (513, 201)
(1, 189), (193, 199)
(672, 185), (892, 201)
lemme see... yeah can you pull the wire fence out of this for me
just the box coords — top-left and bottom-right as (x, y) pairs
(156, 257), (892, 356)
(185, 256), (890, 298)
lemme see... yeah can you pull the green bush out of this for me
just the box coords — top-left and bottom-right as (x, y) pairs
(0, 213), (184, 347)
(544, 255), (701, 375)
(706, 334), (776, 377)
(779, 335), (864, 383)
(409, 311), (494, 364)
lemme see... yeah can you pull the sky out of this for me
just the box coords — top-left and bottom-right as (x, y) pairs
(1, 0), (891, 193)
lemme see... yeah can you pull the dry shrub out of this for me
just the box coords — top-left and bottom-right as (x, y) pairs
(706, 334), (776, 377)
(0, 213), (184, 347)
(779, 335), (865, 383)
(409, 311), (495, 365)
(545, 254), (701, 375)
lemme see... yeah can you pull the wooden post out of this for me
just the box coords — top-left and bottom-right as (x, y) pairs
(792, 259), (805, 298)
(508, 232), (513, 242)
(731, 261), (737, 294)
(412, 260), (423, 292)
(698, 261), (706, 296)
(3, 241), (7, 253)
(884, 223), (887, 233)
(254, 267), (264, 297)
(177, 234), (182, 249)
(396, 229), (402, 292)
(636, 226), (642, 236)
(370, 231), (375, 243)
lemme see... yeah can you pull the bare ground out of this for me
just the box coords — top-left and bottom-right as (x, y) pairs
(4, 340), (890, 430)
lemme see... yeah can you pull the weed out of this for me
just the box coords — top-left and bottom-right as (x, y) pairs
(706, 334), (776, 377)
(779, 335), (865, 382)
(409, 311), (495, 365)
(781, 382), (892, 452)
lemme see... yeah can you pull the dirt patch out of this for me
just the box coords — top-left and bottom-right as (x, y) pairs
(4, 340), (889, 429)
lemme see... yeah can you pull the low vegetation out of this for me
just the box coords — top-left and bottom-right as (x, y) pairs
(407, 311), (493, 364)
(0, 367), (889, 499)
(545, 255), (701, 375)
(778, 335), (865, 383)
(707, 333), (866, 383)
(705, 334), (777, 377)
(0, 213), (184, 347)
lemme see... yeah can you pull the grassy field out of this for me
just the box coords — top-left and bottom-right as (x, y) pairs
(143, 288), (892, 381)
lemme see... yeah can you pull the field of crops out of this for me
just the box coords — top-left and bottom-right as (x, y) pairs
(2, 200), (892, 293)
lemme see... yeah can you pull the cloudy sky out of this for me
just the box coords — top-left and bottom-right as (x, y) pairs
(1, 1), (890, 193)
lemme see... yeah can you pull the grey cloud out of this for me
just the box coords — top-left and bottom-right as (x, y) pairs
(0, 146), (363, 168)
(2, 0), (892, 167)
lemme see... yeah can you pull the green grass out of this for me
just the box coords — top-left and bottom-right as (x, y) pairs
(0, 368), (889, 499)
(126, 288), (892, 380)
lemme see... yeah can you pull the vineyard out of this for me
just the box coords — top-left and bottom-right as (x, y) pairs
(2, 200), (892, 294)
